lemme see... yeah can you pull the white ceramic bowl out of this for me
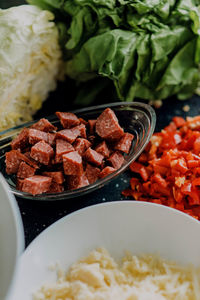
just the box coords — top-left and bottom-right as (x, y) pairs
(0, 174), (24, 300)
(8, 201), (200, 299)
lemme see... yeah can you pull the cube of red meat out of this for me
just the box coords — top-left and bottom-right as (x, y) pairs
(31, 118), (57, 132)
(95, 141), (110, 158)
(71, 124), (87, 139)
(5, 150), (38, 174)
(55, 139), (74, 163)
(30, 141), (54, 165)
(63, 151), (83, 175)
(11, 128), (29, 150)
(56, 129), (79, 143)
(96, 108), (124, 141)
(47, 182), (64, 193)
(17, 161), (36, 179)
(73, 138), (91, 156)
(99, 166), (116, 178)
(88, 120), (96, 135)
(47, 133), (56, 146)
(42, 171), (64, 184)
(114, 132), (134, 154)
(85, 163), (100, 184)
(22, 175), (52, 195)
(107, 151), (124, 169)
(56, 112), (80, 129)
(83, 147), (104, 166)
(67, 174), (89, 190)
(29, 129), (48, 145)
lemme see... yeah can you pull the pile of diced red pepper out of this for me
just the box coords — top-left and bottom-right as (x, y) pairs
(122, 115), (200, 220)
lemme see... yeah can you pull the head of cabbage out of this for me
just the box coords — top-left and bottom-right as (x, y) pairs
(0, 5), (63, 131)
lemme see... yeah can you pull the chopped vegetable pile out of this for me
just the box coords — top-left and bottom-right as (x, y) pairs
(123, 115), (200, 220)
(29, 0), (200, 105)
(5, 108), (133, 196)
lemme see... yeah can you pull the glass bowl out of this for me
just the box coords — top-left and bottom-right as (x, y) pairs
(0, 102), (156, 201)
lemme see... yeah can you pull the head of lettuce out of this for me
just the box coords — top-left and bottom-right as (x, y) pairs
(28, 0), (200, 106)
(0, 5), (63, 131)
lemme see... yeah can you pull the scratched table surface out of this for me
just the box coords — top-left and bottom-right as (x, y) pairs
(1, 0), (200, 248)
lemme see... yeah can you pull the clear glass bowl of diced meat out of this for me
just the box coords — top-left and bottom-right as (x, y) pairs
(0, 102), (156, 201)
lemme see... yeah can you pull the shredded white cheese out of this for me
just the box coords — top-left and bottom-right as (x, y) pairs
(33, 248), (200, 300)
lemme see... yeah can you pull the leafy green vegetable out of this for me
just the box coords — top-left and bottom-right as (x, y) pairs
(28, 0), (200, 104)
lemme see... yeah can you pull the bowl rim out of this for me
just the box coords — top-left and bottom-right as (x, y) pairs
(0, 102), (156, 201)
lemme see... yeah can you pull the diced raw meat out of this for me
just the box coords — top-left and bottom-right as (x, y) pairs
(17, 161), (36, 179)
(72, 124), (87, 139)
(107, 151), (124, 169)
(30, 141), (54, 165)
(95, 141), (110, 158)
(85, 163), (100, 184)
(22, 175), (52, 195)
(31, 118), (57, 132)
(114, 132), (134, 154)
(56, 129), (79, 143)
(55, 139), (74, 163)
(23, 152), (39, 169)
(42, 171), (64, 184)
(83, 147), (104, 166)
(67, 174), (89, 190)
(73, 138), (91, 156)
(5, 150), (38, 174)
(47, 133), (56, 146)
(16, 178), (24, 191)
(96, 108), (124, 141)
(99, 166), (116, 178)
(63, 151), (83, 175)
(11, 128), (29, 150)
(47, 182), (64, 193)
(29, 129), (48, 145)
(79, 117), (88, 126)
(56, 112), (80, 129)
(88, 120), (96, 135)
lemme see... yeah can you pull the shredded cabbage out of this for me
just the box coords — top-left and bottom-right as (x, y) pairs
(0, 5), (63, 131)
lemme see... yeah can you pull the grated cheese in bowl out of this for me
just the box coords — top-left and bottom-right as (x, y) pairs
(33, 248), (200, 300)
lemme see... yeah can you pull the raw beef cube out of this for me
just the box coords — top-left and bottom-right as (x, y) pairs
(30, 141), (54, 165)
(56, 112), (80, 129)
(114, 132), (134, 154)
(99, 166), (116, 178)
(42, 171), (64, 184)
(85, 163), (100, 184)
(73, 138), (91, 156)
(47, 182), (64, 193)
(11, 128), (29, 150)
(67, 174), (89, 190)
(56, 129), (79, 143)
(47, 133), (56, 146)
(63, 151), (83, 175)
(88, 120), (96, 134)
(16, 178), (24, 191)
(107, 151), (124, 169)
(95, 141), (110, 158)
(23, 152), (39, 169)
(96, 108), (124, 141)
(72, 124), (87, 139)
(5, 150), (30, 174)
(29, 129), (48, 145)
(22, 175), (52, 195)
(83, 147), (104, 166)
(17, 161), (36, 179)
(31, 118), (57, 132)
(55, 139), (74, 163)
